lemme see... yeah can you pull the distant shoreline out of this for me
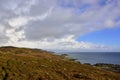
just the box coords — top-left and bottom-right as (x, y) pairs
(57, 52), (120, 64)
(59, 53), (120, 73)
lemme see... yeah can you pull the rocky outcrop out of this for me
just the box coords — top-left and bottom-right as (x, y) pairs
(94, 63), (120, 73)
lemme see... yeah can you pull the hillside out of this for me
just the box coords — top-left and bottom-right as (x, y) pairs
(0, 46), (120, 80)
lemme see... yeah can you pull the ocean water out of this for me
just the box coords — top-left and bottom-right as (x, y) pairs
(60, 52), (120, 65)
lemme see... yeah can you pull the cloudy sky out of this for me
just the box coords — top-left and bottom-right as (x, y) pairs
(0, 0), (120, 52)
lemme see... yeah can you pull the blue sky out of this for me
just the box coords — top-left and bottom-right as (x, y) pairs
(0, 0), (120, 51)
(77, 27), (120, 46)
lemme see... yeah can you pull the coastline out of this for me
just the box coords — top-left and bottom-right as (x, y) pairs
(60, 53), (120, 73)
(0, 47), (120, 79)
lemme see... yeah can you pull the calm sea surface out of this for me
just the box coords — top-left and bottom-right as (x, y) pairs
(58, 52), (120, 65)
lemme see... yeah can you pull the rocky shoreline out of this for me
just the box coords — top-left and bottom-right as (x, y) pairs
(83, 62), (120, 73)
(93, 63), (120, 73)
(60, 54), (120, 73)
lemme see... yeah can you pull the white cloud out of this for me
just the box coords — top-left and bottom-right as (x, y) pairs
(0, 24), (4, 33)
(104, 20), (115, 28)
(3, 35), (111, 52)
(8, 17), (28, 28)
(29, 7), (54, 21)
(5, 29), (25, 44)
(0, 0), (120, 51)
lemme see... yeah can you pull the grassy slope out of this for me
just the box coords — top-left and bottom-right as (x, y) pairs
(0, 47), (120, 80)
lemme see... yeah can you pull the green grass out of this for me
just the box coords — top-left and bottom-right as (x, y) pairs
(0, 46), (120, 80)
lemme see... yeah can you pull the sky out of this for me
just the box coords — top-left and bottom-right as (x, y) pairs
(0, 0), (120, 52)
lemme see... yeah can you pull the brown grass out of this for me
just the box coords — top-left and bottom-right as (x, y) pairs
(0, 46), (120, 80)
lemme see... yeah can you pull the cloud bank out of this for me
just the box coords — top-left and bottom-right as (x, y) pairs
(0, 0), (120, 51)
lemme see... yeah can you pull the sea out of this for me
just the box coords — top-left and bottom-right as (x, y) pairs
(58, 52), (120, 65)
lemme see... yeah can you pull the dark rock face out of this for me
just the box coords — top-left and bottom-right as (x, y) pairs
(94, 63), (120, 73)
(60, 54), (68, 57)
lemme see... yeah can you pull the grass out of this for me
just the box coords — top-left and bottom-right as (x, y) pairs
(0, 46), (120, 80)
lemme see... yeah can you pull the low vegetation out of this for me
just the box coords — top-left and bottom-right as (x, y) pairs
(94, 63), (120, 73)
(0, 46), (120, 80)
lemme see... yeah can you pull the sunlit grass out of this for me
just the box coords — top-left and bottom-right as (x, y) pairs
(0, 46), (120, 80)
